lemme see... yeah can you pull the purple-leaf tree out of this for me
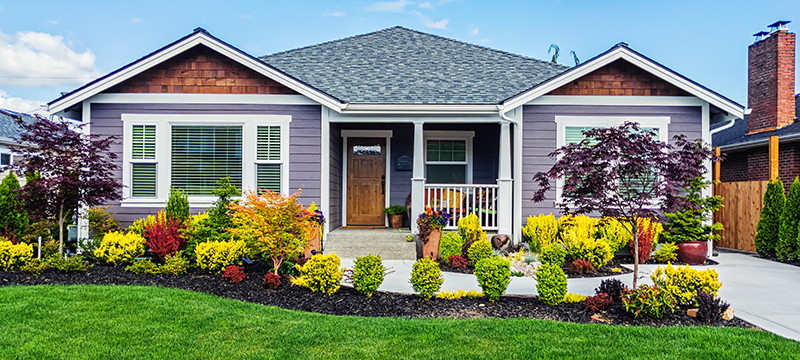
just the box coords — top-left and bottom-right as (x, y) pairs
(7, 115), (122, 254)
(532, 121), (716, 287)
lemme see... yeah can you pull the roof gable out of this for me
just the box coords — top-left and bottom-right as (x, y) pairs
(547, 59), (692, 96)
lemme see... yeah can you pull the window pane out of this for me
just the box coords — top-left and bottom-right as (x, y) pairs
(131, 163), (157, 197)
(132, 125), (156, 159)
(565, 126), (595, 145)
(353, 144), (381, 155)
(426, 139), (466, 163)
(0, 153), (10, 166)
(426, 164), (466, 184)
(257, 126), (281, 161)
(257, 163), (281, 193)
(171, 126), (242, 195)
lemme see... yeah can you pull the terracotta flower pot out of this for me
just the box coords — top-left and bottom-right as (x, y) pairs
(422, 228), (441, 260)
(304, 224), (321, 259)
(677, 241), (708, 265)
(388, 214), (403, 228)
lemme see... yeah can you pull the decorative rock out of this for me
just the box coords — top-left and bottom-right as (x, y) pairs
(687, 308), (699, 317)
(491, 234), (512, 252)
(591, 314), (610, 323)
(723, 307), (735, 320)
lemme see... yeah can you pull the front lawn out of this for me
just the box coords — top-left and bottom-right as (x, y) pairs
(1, 285), (797, 359)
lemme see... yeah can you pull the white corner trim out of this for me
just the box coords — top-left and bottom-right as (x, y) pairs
(321, 107), (330, 237)
(340, 129), (393, 138)
(526, 95), (703, 107)
(340, 130), (392, 228)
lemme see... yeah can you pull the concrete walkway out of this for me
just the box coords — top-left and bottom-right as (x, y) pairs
(340, 250), (800, 342)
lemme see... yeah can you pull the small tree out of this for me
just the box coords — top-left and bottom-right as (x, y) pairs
(755, 178), (785, 258)
(0, 172), (29, 243)
(532, 122), (715, 287)
(8, 115), (121, 254)
(165, 187), (190, 224)
(777, 177), (800, 261)
(663, 176), (723, 244)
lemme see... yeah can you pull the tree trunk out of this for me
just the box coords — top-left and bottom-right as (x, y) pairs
(58, 202), (64, 255)
(632, 219), (639, 288)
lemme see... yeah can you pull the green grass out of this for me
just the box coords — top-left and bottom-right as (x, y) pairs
(1, 285), (798, 359)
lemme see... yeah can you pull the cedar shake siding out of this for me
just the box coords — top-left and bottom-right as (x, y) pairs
(521, 105), (702, 218)
(548, 59), (692, 97)
(91, 102), (321, 226)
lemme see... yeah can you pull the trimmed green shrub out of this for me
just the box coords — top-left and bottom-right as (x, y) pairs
(523, 213), (558, 253)
(650, 263), (722, 306)
(755, 178), (785, 258)
(622, 284), (677, 319)
(165, 187), (190, 224)
(160, 253), (188, 275)
(47, 255), (91, 272)
(439, 232), (462, 263)
(0, 240), (33, 270)
(540, 243), (566, 267)
(93, 231), (146, 265)
(195, 240), (248, 274)
(567, 237), (613, 269)
(654, 242), (679, 263)
(353, 254), (385, 297)
(778, 177), (800, 261)
(467, 239), (492, 266)
(125, 259), (160, 275)
(474, 257), (511, 302)
(295, 253), (344, 295)
(409, 258), (443, 300)
(536, 262), (567, 305)
(0, 173), (28, 242)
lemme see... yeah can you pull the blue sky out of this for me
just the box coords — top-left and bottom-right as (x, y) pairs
(0, 0), (798, 114)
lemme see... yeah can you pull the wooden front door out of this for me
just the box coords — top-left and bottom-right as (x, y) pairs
(347, 138), (386, 226)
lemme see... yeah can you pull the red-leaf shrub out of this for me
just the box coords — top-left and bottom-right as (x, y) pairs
(264, 272), (281, 289)
(629, 222), (655, 264)
(569, 259), (596, 274)
(586, 292), (613, 313)
(222, 265), (247, 284)
(448, 255), (468, 269)
(144, 211), (188, 262)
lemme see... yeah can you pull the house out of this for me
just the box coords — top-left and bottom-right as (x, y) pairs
(713, 21), (799, 191)
(47, 26), (744, 244)
(0, 108), (38, 177)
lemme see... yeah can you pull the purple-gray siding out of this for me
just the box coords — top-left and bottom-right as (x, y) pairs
(91, 102), (322, 226)
(521, 105), (703, 219)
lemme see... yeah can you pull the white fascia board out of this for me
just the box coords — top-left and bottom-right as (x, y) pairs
(527, 95), (703, 107)
(503, 47), (744, 119)
(48, 32), (343, 114)
(89, 93), (318, 105)
(330, 111), (502, 124)
(341, 103), (499, 114)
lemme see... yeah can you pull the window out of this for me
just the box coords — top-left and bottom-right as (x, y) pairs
(0, 153), (11, 166)
(256, 126), (282, 193)
(171, 126), (243, 196)
(131, 125), (157, 197)
(424, 131), (473, 184)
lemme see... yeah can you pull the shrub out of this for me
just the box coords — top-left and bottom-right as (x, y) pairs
(436, 290), (484, 299)
(569, 259), (595, 275)
(663, 177), (723, 249)
(93, 231), (145, 265)
(165, 187), (190, 224)
(567, 236), (613, 269)
(467, 239), (492, 266)
(563, 292), (587, 303)
(654, 242), (679, 263)
(448, 255), (468, 269)
(222, 265), (247, 284)
(523, 213), (558, 253)
(755, 178), (785, 258)
(353, 254), (386, 297)
(47, 255), (92, 272)
(458, 214), (487, 243)
(650, 264), (722, 306)
(87, 205), (120, 242)
(540, 243), (566, 267)
(20, 258), (48, 277)
(125, 259), (160, 275)
(195, 240), (248, 274)
(439, 232), (462, 263)
(264, 272), (281, 289)
(127, 215), (156, 237)
(558, 215), (599, 242)
(621, 284), (676, 318)
(629, 221), (655, 264)
(0, 240), (33, 270)
(160, 253), (188, 275)
(595, 278), (626, 301)
(536, 262), (567, 305)
(778, 177), (800, 261)
(696, 290), (730, 324)
(0, 173), (29, 243)
(474, 257), (510, 302)
(144, 211), (189, 263)
(586, 293), (613, 313)
(596, 218), (631, 253)
(409, 258), (443, 300)
(295, 253), (344, 295)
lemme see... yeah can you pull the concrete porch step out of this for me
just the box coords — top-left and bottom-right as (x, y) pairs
(324, 228), (416, 260)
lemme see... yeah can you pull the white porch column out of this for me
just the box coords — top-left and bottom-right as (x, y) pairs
(411, 120), (426, 235)
(497, 120), (513, 235)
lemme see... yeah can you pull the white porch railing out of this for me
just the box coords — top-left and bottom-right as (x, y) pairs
(423, 184), (499, 230)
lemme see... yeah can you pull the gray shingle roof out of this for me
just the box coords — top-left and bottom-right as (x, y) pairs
(713, 94), (800, 148)
(0, 109), (36, 144)
(259, 26), (568, 104)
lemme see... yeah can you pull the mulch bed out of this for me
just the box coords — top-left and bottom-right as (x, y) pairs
(439, 257), (634, 279)
(620, 258), (720, 266)
(0, 259), (757, 330)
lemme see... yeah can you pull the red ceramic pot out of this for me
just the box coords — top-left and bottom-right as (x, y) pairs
(422, 228), (441, 260)
(676, 241), (708, 265)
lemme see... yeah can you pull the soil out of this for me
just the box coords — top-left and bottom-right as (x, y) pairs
(439, 257), (634, 279)
(0, 259), (757, 330)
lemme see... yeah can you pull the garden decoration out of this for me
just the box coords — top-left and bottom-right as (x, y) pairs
(304, 202), (326, 258)
(417, 207), (451, 260)
(383, 204), (406, 228)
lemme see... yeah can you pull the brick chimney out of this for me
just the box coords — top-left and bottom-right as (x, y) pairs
(747, 21), (796, 134)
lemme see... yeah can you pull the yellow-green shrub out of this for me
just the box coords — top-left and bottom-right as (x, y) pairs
(523, 213), (558, 253)
(160, 253), (189, 275)
(409, 258), (443, 300)
(439, 232), (462, 263)
(559, 215), (599, 240)
(467, 239), (493, 265)
(195, 240), (248, 274)
(295, 252), (344, 295)
(458, 214), (487, 242)
(125, 259), (160, 275)
(93, 231), (146, 265)
(566, 236), (613, 269)
(536, 262), (567, 305)
(127, 215), (157, 237)
(474, 257), (511, 302)
(352, 254), (385, 297)
(596, 218), (630, 253)
(563, 292), (588, 303)
(540, 243), (566, 267)
(0, 240), (33, 271)
(654, 242), (679, 262)
(436, 289), (485, 299)
(650, 264), (722, 306)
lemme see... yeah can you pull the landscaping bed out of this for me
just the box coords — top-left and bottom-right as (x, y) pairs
(439, 257), (634, 278)
(0, 259), (755, 330)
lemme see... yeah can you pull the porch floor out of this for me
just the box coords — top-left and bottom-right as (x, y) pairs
(325, 228), (415, 260)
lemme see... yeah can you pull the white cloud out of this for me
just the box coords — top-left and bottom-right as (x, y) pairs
(47, 20), (58, 25)
(0, 30), (103, 88)
(411, 10), (449, 30)
(131, 18), (143, 24)
(0, 90), (46, 115)
(418, 1), (432, 8)
(469, 27), (479, 36)
(322, 10), (346, 17)
(366, 0), (409, 13)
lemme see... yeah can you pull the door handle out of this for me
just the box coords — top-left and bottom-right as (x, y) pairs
(381, 180), (385, 194)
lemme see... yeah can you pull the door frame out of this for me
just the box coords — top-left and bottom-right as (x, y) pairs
(341, 130), (392, 228)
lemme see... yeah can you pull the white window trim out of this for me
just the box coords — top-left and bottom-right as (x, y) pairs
(0, 151), (12, 166)
(121, 113), (291, 208)
(553, 116), (670, 203)
(423, 130), (475, 184)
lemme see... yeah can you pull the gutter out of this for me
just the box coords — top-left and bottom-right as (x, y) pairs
(720, 132), (800, 152)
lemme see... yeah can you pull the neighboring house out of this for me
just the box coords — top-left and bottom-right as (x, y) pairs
(714, 21), (799, 191)
(0, 108), (37, 177)
(47, 26), (744, 244)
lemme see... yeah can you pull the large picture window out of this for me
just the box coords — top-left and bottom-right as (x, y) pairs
(424, 131), (473, 184)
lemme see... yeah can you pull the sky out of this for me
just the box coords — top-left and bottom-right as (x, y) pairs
(0, 0), (798, 115)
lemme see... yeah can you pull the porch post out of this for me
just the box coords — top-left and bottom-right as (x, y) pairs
(411, 120), (426, 235)
(497, 120), (513, 235)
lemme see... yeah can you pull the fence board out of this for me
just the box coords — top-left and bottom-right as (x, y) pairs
(713, 180), (768, 252)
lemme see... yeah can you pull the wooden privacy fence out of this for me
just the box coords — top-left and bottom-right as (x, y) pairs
(713, 180), (767, 252)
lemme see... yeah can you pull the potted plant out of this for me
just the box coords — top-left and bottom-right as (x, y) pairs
(304, 203), (326, 259)
(383, 204), (406, 228)
(663, 177), (723, 264)
(416, 207), (451, 260)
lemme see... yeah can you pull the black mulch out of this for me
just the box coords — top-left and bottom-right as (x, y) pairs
(439, 257), (633, 279)
(0, 259), (757, 330)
